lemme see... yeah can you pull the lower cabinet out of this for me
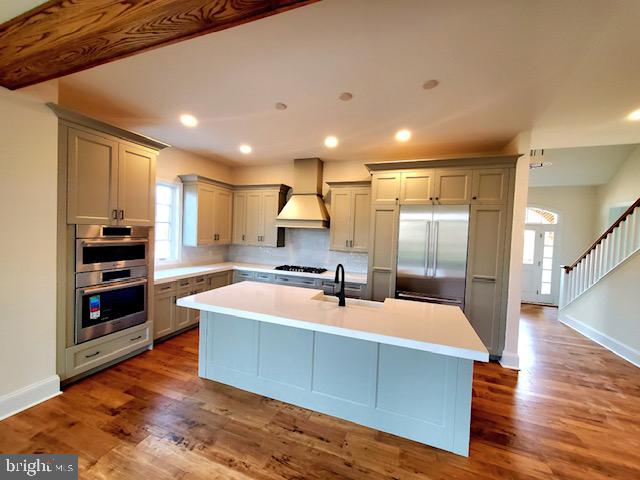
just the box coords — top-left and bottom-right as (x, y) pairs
(153, 271), (231, 340)
(233, 269), (367, 298)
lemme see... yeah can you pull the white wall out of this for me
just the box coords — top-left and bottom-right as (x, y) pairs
(560, 251), (640, 367)
(0, 88), (60, 417)
(527, 186), (598, 302)
(501, 132), (531, 370)
(595, 145), (640, 234)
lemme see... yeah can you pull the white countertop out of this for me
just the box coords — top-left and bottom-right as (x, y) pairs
(154, 262), (368, 285)
(177, 282), (489, 362)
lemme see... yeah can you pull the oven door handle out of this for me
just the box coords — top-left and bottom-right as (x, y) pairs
(79, 278), (147, 295)
(80, 239), (148, 247)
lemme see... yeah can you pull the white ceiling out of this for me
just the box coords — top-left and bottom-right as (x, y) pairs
(528, 144), (637, 187)
(8, 0), (640, 166)
(0, 1), (44, 23)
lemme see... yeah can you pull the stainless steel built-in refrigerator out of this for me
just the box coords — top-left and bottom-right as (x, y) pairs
(396, 204), (470, 307)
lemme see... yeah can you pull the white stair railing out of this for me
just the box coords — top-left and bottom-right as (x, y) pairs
(559, 198), (640, 308)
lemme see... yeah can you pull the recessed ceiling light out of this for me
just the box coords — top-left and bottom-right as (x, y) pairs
(275, 102), (288, 110)
(422, 79), (439, 90)
(395, 129), (412, 142)
(179, 114), (198, 127)
(339, 92), (353, 101)
(239, 144), (252, 154)
(324, 136), (338, 148)
(627, 109), (640, 121)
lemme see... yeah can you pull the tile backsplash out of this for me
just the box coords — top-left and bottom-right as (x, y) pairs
(227, 229), (368, 273)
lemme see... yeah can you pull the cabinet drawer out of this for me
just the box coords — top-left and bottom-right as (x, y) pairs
(193, 275), (208, 287)
(254, 272), (275, 283)
(155, 282), (176, 294)
(234, 270), (255, 282)
(65, 324), (151, 378)
(177, 277), (193, 289)
(322, 281), (364, 299)
(275, 275), (318, 288)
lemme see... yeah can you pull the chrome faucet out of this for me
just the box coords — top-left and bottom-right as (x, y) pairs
(334, 264), (346, 307)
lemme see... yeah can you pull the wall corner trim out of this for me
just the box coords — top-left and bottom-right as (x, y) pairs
(0, 375), (61, 421)
(499, 351), (520, 370)
(558, 311), (640, 368)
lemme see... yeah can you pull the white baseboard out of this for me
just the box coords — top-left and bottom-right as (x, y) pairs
(499, 351), (520, 370)
(0, 375), (61, 421)
(559, 312), (640, 368)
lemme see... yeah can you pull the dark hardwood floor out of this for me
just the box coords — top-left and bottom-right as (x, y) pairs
(1, 305), (639, 479)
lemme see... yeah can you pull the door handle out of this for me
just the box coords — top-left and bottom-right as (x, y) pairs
(242, 234), (245, 241)
(432, 221), (439, 275)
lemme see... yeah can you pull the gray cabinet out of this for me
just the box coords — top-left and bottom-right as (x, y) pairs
(328, 182), (371, 252)
(471, 168), (509, 205)
(464, 204), (508, 356)
(67, 127), (156, 226)
(367, 204), (399, 301)
(434, 169), (472, 204)
(180, 175), (234, 247)
(232, 185), (288, 247)
(153, 272), (231, 341)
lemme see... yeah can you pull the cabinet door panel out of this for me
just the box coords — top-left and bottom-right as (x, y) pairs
(214, 188), (233, 244)
(330, 190), (352, 251)
(400, 170), (433, 204)
(372, 172), (401, 204)
(153, 293), (175, 339)
(472, 168), (508, 204)
(435, 170), (472, 204)
(245, 192), (262, 245)
(367, 206), (398, 301)
(67, 128), (118, 224)
(118, 143), (155, 226)
(232, 192), (247, 244)
(351, 189), (371, 252)
(464, 205), (506, 355)
(261, 191), (280, 246)
(197, 186), (215, 246)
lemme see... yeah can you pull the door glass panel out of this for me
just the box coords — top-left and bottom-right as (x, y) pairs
(156, 223), (169, 241)
(543, 246), (554, 258)
(544, 231), (554, 246)
(156, 204), (170, 222)
(523, 230), (535, 264)
(540, 283), (551, 295)
(542, 270), (552, 283)
(543, 258), (553, 270)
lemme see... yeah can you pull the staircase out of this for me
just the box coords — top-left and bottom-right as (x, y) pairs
(559, 196), (640, 307)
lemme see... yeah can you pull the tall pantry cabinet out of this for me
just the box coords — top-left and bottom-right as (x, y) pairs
(366, 157), (517, 357)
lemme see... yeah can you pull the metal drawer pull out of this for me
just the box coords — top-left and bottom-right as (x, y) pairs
(130, 335), (142, 341)
(119, 210), (124, 220)
(472, 275), (496, 283)
(112, 209), (118, 219)
(85, 351), (100, 358)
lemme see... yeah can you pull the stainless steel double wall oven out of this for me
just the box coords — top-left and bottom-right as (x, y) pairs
(74, 225), (150, 344)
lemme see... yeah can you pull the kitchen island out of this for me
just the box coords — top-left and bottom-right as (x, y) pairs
(177, 281), (488, 456)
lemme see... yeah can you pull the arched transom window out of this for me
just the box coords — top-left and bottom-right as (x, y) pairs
(525, 207), (558, 225)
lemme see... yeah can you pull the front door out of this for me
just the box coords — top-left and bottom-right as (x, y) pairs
(521, 226), (557, 304)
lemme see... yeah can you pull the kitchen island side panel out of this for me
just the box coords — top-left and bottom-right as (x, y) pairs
(200, 312), (474, 456)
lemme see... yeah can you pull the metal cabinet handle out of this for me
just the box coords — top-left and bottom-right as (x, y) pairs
(472, 196), (478, 200)
(85, 351), (100, 358)
(112, 209), (118, 220)
(242, 234), (245, 241)
(130, 335), (142, 341)
(118, 210), (124, 220)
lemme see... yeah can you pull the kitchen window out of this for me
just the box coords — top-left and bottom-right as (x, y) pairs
(155, 182), (180, 264)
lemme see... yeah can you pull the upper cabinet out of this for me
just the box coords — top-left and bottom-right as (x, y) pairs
(66, 126), (157, 226)
(471, 168), (509, 204)
(328, 182), (371, 252)
(232, 185), (288, 247)
(434, 169), (472, 204)
(180, 175), (234, 247)
(371, 166), (510, 207)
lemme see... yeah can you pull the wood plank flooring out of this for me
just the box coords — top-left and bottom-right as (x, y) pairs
(1, 304), (639, 479)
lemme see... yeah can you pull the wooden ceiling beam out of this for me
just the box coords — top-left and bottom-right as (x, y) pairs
(0, 0), (320, 90)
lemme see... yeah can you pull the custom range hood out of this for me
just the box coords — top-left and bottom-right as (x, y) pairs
(275, 158), (330, 229)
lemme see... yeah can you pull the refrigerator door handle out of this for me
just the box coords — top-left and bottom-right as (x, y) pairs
(432, 221), (439, 277)
(424, 221), (431, 277)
